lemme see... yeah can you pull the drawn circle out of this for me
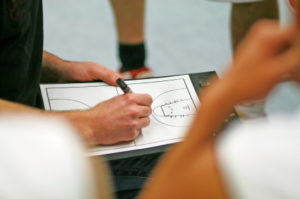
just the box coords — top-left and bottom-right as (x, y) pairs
(151, 88), (196, 127)
(49, 99), (91, 111)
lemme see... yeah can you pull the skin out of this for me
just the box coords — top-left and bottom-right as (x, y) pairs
(139, 8), (300, 199)
(290, 0), (297, 9)
(0, 51), (153, 145)
(41, 51), (123, 85)
(110, 0), (145, 44)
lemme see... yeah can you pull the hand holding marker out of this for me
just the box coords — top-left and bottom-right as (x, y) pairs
(116, 78), (142, 134)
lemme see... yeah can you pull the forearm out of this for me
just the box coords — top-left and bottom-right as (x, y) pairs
(185, 80), (237, 144)
(0, 99), (45, 114)
(0, 98), (91, 141)
(140, 80), (237, 199)
(41, 51), (69, 83)
(141, 19), (300, 198)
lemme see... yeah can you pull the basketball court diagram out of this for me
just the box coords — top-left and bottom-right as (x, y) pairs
(40, 75), (200, 155)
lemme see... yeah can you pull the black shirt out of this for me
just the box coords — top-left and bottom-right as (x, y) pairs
(0, 0), (43, 108)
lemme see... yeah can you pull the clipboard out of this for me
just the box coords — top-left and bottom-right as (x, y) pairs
(40, 71), (238, 160)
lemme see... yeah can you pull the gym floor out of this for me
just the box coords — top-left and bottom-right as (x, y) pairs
(43, 0), (300, 116)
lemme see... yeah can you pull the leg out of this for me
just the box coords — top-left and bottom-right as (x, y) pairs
(110, 0), (145, 44)
(110, 0), (152, 78)
(231, 0), (279, 51)
(231, 0), (279, 119)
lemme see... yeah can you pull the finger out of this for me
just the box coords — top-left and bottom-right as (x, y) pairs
(136, 106), (152, 118)
(92, 64), (124, 86)
(291, 67), (300, 83)
(131, 93), (153, 106)
(250, 21), (290, 45)
(136, 128), (142, 136)
(271, 39), (300, 76)
(268, 25), (296, 48)
(240, 21), (297, 56)
(239, 20), (278, 49)
(136, 117), (151, 129)
(123, 129), (141, 141)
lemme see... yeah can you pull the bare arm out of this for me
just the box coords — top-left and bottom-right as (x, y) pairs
(1, 51), (152, 145)
(140, 20), (300, 199)
(0, 99), (44, 114)
(139, 82), (234, 199)
(41, 51), (123, 85)
(40, 51), (69, 83)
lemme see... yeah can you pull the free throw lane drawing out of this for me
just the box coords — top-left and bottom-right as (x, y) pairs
(152, 88), (197, 127)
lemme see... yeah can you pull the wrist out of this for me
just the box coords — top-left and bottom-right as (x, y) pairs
(200, 79), (239, 110)
(184, 79), (238, 144)
(59, 61), (73, 82)
(62, 110), (93, 142)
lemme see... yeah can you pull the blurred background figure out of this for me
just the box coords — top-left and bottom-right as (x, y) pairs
(0, 115), (114, 199)
(140, 0), (300, 197)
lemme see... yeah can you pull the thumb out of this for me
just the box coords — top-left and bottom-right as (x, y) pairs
(270, 37), (300, 78)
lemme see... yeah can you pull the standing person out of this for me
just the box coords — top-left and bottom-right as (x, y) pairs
(110, 0), (153, 79)
(140, 0), (300, 197)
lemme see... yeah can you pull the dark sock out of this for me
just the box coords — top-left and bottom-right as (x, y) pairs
(119, 42), (146, 71)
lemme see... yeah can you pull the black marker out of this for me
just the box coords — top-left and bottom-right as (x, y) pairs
(116, 78), (132, 94)
(116, 78), (143, 134)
